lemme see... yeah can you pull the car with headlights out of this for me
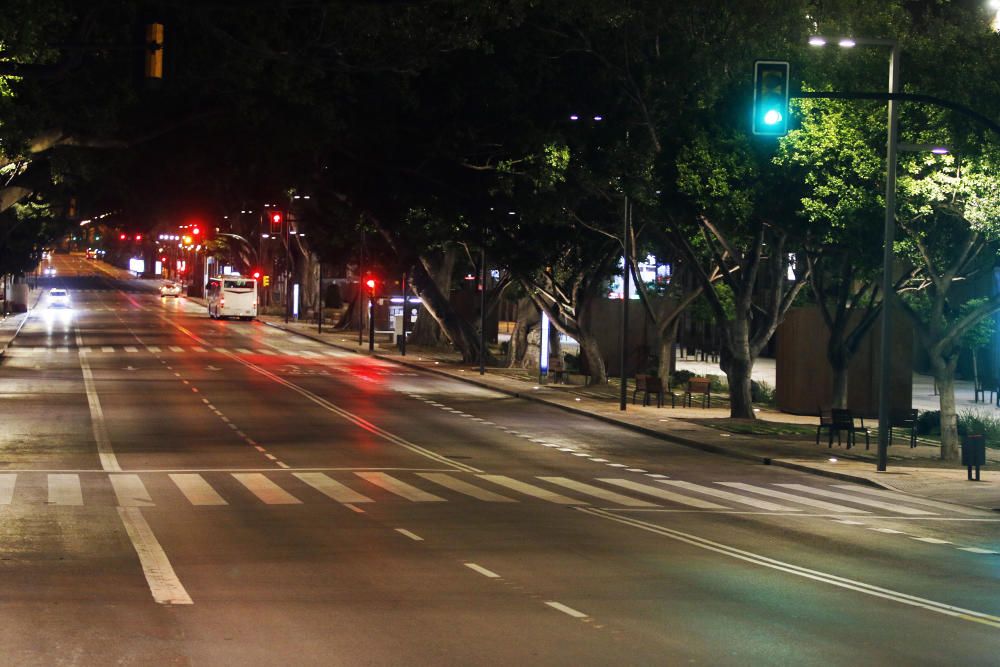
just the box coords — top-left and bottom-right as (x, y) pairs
(159, 281), (183, 297)
(48, 288), (69, 308)
(43, 266), (56, 277)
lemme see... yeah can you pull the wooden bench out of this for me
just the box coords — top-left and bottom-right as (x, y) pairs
(684, 377), (711, 408)
(890, 408), (918, 448)
(632, 374), (672, 407)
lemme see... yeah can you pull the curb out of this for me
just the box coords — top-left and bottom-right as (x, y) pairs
(261, 319), (887, 490)
(0, 289), (45, 358)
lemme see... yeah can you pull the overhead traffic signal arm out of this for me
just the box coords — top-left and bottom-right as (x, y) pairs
(752, 60), (790, 137)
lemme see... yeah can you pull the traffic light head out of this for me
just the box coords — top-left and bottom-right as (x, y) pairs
(135, 234), (143, 242)
(269, 211), (284, 235)
(752, 60), (790, 137)
(252, 270), (261, 279)
(365, 278), (376, 291)
(119, 233), (127, 240)
(192, 226), (201, 237)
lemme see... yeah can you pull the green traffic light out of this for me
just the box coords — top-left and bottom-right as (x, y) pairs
(763, 109), (782, 125)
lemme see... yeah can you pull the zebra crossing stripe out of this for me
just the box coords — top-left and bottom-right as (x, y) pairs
(235, 348), (253, 354)
(48, 474), (83, 506)
(599, 479), (729, 509)
(101, 346), (115, 353)
(776, 484), (936, 516)
(660, 481), (801, 512)
(298, 350), (321, 357)
(538, 477), (659, 507)
(169, 474), (227, 505)
(233, 473), (302, 505)
(416, 473), (516, 502)
(355, 472), (446, 502)
(293, 472), (374, 504)
(110, 474), (155, 507)
(0, 474), (15, 504)
(146, 346), (161, 353)
(478, 475), (587, 505)
(125, 346), (139, 352)
(718, 482), (870, 513)
(830, 485), (982, 515)
(192, 346), (207, 352)
(169, 346), (184, 352)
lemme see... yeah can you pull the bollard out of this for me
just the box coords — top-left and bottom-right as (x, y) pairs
(961, 434), (986, 481)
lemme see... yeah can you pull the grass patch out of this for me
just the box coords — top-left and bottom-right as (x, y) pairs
(698, 418), (817, 439)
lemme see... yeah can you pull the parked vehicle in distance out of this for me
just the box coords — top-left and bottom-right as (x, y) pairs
(159, 282), (183, 297)
(206, 275), (257, 320)
(48, 288), (69, 308)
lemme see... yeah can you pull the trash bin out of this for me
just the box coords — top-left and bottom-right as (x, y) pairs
(961, 434), (986, 481)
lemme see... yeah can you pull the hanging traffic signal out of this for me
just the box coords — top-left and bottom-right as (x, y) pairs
(752, 60), (790, 137)
(191, 226), (201, 237)
(135, 234), (143, 242)
(145, 23), (164, 79)
(365, 277), (377, 292)
(252, 270), (261, 280)
(119, 233), (127, 241)
(269, 211), (284, 235)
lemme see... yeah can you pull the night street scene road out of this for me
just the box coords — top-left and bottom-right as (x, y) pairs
(2, 2), (1000, 665)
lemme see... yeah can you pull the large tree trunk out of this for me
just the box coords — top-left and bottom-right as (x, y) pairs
(507, 298), (536, 368)
(656, 317), (680, 382)
(578, 334), (607, 384)
(409, 249), (456, 346)
(932, 357), (961, 462)
(721, 318), (755, 419)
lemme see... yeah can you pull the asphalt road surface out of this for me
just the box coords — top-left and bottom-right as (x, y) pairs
(3, 254), (999, 665)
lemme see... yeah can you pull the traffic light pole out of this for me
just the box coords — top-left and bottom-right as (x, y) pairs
(619, 195), (630, 412)
(368, 291), (376, 353)
(400, 271), (408, 357)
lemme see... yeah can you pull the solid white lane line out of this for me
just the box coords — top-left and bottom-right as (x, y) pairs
(718, 482), (870, 514)
(146, 346), (161, 353)
(395, 528), (424, 541)
(913, 537), (951, 545)
(660, 481), (801, 512)
(830, 485), (982, 515)
(776, 484), (935, 516)
(0, 475), (14, 504)
(465, 563), (500, 578)
(355, 472), (446, 502)
(580, 507), (1000, 630)
(48, 474), (83, 506)
(75, 333), (122, 472)
(293, 472), (374, 503)
(871, 528), (905, 534)
(117, 507), (193, 605)
(538, 477), (658, 508)
(233, 473), (302, 505)
(110, 474), (155, 507)
(599, 479), (728, 510)
(833, 519), (866, 525)
(545, 601), (588, 619)
(101, 346), (115, 353)
(168, 346), (184, 352)
(169, 474), (228, 506)
(959, 547), (999, 555)
(416, 473), (516, 502)
(477, 475), (587, 505)
(124, 346), (138, 352)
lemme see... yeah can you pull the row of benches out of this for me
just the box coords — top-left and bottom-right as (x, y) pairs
(632, 374), (712, 409)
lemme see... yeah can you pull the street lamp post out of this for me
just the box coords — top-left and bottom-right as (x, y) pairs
(810, 36), (900, 472)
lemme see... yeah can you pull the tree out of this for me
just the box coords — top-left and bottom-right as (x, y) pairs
(896, 152), (1000, 460)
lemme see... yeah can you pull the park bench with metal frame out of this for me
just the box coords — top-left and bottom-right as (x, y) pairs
(684, 377), (712, 408)
(632, 374), (673, 408)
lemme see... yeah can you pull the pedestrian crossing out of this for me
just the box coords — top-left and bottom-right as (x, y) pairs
(0, 471), (975, 516)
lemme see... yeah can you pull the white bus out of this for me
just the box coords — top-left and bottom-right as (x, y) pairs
(207, 275), (257, 320)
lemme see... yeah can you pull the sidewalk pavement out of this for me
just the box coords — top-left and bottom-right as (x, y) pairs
(260, 315), (1000, 512)
(0, 288), (44, 357)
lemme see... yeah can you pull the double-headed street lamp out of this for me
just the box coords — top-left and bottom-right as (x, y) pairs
(809, 35), (900, 472)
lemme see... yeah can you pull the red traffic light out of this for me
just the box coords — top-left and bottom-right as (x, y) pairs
(270, 212), (282, 224)
(192, 226), (201, 236)
(252, 270), (261, 279)
(119, 233), (127, 240)
(365, 278), (376, 290)
(135, 234), (142, 241)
